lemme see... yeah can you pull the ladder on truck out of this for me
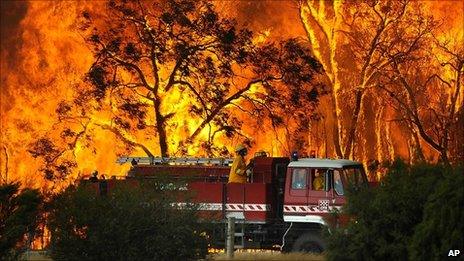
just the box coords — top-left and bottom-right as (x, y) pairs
(117, 156), (233, 166)
(235, 221), (246, 249)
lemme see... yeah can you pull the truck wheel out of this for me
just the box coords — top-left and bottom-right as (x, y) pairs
(291, 232), (325, 253)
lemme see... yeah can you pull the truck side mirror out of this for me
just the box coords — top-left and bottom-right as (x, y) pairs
(324, 170), (332, 192)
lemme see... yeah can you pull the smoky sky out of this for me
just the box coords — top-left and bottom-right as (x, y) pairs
(227, 0), (305, 39)
(1, 1), (29, 67)
(1, 1), (28, 114)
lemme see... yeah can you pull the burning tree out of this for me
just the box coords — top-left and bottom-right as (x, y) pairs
(28, 0), (323, 181)
(298, 0), (463, 165)
(377, 29), (463, 163)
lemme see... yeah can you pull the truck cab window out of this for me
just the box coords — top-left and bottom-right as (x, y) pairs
(311, 169), (325, 191)
(291, 168), (307, 189)
(334, 170), (344, 195)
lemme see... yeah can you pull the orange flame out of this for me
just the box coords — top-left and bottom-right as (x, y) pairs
(1, 1), (462, 191)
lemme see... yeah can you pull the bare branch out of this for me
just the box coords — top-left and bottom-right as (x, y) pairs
(188, 79), (265, 142)
(172, 80), (209, 115)
(109, 54), (154, 91)
(95, 123), (154, 158)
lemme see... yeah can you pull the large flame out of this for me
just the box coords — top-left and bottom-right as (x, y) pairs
(1, 1), (462, 190)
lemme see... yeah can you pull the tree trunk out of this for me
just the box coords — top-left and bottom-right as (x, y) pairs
(374, 104), (385, 162)
(1, 146), (8, 184)
(330, 91), (343, 158)
(343, 89), (364, 159)
(154, 99), (168, 157)
(439, 149), (449, 164)
(411, 128), (425, 162)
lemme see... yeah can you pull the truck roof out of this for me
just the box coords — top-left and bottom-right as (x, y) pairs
(288, 158), (362, 168)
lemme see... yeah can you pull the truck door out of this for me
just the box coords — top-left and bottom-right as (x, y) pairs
(289, 168), (309, 206)
(332, 169), (346, 205)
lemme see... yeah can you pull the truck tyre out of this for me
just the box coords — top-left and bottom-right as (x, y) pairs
(291, 232), (325, 253)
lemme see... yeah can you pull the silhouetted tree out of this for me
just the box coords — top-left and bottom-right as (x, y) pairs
(76, 0), (322, 157)
(0, 183), (42, 259)
(325, 161), (462, 260)
(28, 0), (323, 182)
(48, 180), (209, 260)
(409, 167), (463, 260)
(377, 32), (463, 163)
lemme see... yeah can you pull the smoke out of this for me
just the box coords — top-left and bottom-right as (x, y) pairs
(1, 1), (29, 112)
(0, 1), (28, 184)
(1, 1), (28, 65)
(219, 0), (305, 39)
(428, 0), (464, 30)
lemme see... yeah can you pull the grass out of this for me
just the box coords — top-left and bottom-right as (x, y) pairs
(208, 250), (324, 260)
(20, 251), (52, 261)
(20, 249), (324, 260)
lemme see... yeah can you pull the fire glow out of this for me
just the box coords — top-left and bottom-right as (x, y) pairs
(1, 0), (463, 190)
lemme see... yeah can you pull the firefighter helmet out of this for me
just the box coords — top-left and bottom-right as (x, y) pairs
(235, 144), (246, 152)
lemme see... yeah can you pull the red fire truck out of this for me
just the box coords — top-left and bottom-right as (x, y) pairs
(102, 154), (368, 252)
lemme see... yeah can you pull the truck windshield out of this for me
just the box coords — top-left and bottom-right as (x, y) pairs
(334, 166), (366, 196)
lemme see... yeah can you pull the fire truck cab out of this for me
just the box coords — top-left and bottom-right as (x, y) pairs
(106, 155), (368, 252)
(284, 158), (366, 224)
(281, 158), (366, 252)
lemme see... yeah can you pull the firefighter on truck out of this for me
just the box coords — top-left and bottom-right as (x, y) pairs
(228, 144), (248, 183)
